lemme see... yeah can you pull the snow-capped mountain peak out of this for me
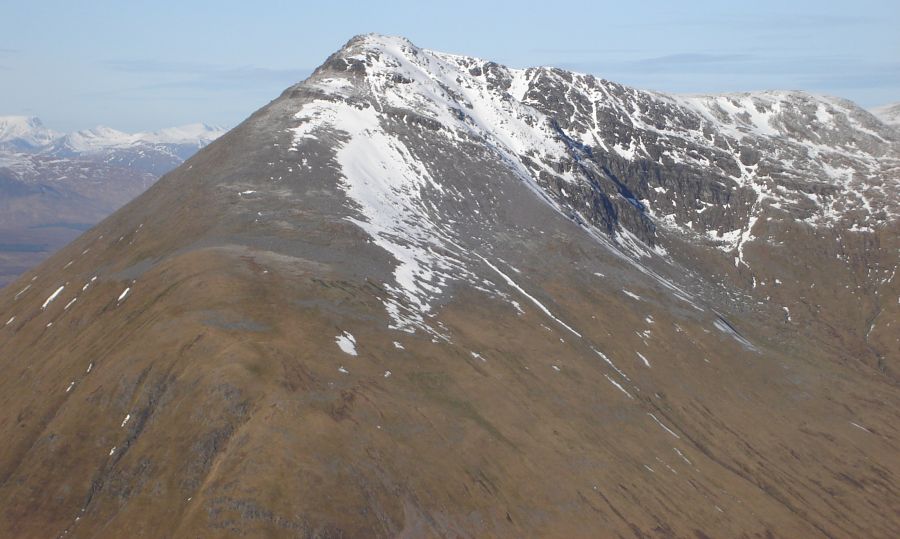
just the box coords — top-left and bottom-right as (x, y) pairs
(59, 122), (226, 153)
(136, 122), (226, 145)
(60, 125), (134, 153)
(0, 116), (227, 156)
(0, 116), (59, 150)
(302, 34), (898, 248)
(0, 117), (228, 179)
(280, 34), (900, 332)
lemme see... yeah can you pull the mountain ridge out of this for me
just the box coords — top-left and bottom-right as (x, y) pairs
(50, 122), (226, 155)
(0, 116), (59, 151)
(0, 116), (225, 151)
(286, 34), (898, 354)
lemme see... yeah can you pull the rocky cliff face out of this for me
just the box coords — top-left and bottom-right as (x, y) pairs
(294, 35), (899, 372)
(0, 35), (897, 538)
(311, 37), (899, 246)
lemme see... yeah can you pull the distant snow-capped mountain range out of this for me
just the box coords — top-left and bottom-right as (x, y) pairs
(0, 116), (59, 150)
(0, 116), (226, 175)
(0, 116), (225, 152)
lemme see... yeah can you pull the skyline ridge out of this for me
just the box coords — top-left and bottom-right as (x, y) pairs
(2, 0), (896, 131)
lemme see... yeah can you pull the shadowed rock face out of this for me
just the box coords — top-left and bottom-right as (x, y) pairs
(0, 34), (898, 538)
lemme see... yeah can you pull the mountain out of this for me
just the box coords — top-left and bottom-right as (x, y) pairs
(0, 116), (59, 151)
(47, 122), (226, 175)
(1, 118), (225, 175)
(0, 34), (898, 538)
(0, 119), (225, 287)
(872, 102), (900, 128)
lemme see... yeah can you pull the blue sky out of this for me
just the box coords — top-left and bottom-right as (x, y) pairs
(2, 0), (898, 132)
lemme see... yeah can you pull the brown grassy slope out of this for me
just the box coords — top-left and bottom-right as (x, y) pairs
(0, 219), (898, 537)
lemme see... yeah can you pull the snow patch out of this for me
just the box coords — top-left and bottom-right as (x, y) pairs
(604, 375), (633, 399)
(636, 352), (651, 367)
(117, 287), (131, 303)
(42, 286), (65, 310)
(335, 332), (358, 356)
(648, 412), (680, 439)
(478, 254), (582, 337)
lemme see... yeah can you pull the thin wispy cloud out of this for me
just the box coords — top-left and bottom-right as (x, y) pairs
(802, 69), (900, 90)
(4, 1), (895, 130)
(101, 59), (310, 90)
(105, 58), (309, 80)
(620, 53), (755, 73)
(0, 47), (17, 68)
(636, 53), (752, 65)
(200, 65), (311, 84)
(560, 52), (896, 77)
(614, 12), (877, 30)
(0, 48), (17, 70)
(548, 51), (900, 103)
(740, 13), (876, 29)
(528, 47), (646, 55)
(104, 58), (220, 74)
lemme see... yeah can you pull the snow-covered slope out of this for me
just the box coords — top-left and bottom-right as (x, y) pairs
(282, 35), (898, 330)
(58, 122), (225, 153)
(872, 102), (900, 128)
(296, 36), (897, 250)
(0, 116), (59, 151)
(137, 122), (225, 145)
(56, 126), (134, 153)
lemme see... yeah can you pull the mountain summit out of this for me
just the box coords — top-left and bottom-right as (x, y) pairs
(0, 116), (59, 151)
(0, 34), (898, 537)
